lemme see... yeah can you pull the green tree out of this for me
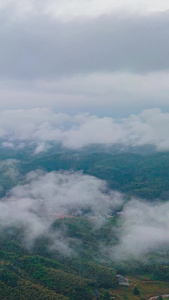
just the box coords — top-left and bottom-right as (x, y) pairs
(133, 286), (140, 295)
(103, 291), (110, 299)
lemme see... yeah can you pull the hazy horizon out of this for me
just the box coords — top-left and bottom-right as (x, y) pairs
(0, 0), (169, 117)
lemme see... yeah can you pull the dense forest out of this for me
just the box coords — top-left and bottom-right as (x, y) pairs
(0, 217), (119, 299)
(1, 145), (169, 200)
(1, 216), (169, 299)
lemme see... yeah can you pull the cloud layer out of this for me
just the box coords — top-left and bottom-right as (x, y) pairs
(1, 169), (169, 260)
(110, 199), (169, 260)
(1, 0), (169, 18)
(0, 4), (169, 115)
(0, 170), (123, 249)
(1, 11), (169, 81)
(0, 107), (169, 151)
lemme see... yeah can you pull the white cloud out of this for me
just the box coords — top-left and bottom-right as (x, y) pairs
(0, 170), (123, 249)
(111, 199), (169, 260)
(0, 0), (169, 19)
(1, 168), (169, 259)
(0, 107), (169, 151)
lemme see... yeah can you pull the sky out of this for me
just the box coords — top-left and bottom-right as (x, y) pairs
(0, 0), (169, 117)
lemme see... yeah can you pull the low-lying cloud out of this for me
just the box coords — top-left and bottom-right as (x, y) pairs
(109, 199), (169, 261)
(0, 170), (123, 248)
(1, 169), (169, 259)
(0, 107), (169, 151)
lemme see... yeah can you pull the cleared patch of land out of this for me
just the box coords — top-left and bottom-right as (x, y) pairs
(111, 276), (169, 300)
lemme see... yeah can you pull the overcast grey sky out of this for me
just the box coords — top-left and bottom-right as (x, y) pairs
(0, 0), (169, 117)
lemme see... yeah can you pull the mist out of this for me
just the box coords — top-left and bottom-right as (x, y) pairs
(0, 107), (169, 152)
(0, 170), (123, 252)
(104, 199), (169, 262)
(0, 168), (169, 261)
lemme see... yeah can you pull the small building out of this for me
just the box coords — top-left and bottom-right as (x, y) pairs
(117, 274), (130, 286)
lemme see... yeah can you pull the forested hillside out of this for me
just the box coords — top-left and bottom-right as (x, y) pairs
(19, 150), (169, 200)
(0, 218), (118, 299)
(0, 217), (169, 299)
